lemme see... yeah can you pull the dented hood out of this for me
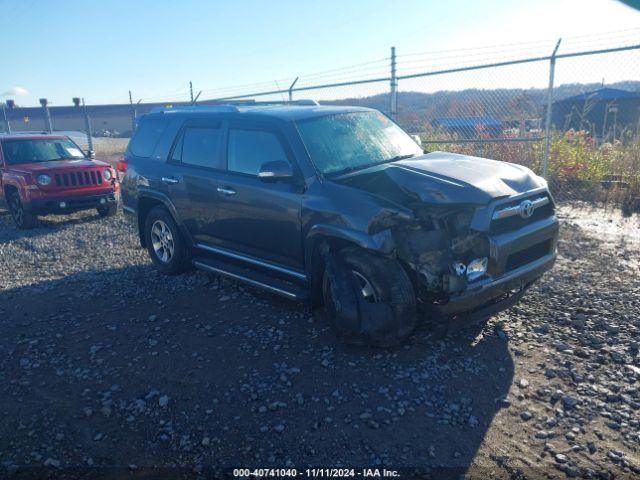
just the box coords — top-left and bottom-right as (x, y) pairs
(332, 151), (544, 206)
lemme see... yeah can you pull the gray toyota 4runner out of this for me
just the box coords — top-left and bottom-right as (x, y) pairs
(121, 103), (558, 346)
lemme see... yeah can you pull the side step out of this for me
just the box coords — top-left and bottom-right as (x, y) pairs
(193, 257), (309, 300)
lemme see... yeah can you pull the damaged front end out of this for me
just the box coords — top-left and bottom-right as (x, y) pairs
(392, 206), (490, 302)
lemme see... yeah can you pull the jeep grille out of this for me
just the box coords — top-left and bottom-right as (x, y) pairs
(54, 170), (104, 188)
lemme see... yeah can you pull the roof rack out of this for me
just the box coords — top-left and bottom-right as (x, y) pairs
(148, 100), (320, 115)
(149, 105), (240, 114)
(207, 99), (320, 106)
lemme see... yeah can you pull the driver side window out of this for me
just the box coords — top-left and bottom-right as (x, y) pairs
(227, 129), (289, 176)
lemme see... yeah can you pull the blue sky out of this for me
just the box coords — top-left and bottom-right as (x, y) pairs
(1, 0), (639, 106)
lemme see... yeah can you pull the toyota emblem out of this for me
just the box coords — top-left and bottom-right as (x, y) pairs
(518, 199), (535, 219)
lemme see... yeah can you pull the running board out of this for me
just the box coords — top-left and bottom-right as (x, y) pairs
(193, 258), (309, 300)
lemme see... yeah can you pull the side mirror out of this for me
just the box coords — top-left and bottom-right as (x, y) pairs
(411, 134), (422, 146)
(258, 160), (293, 181)
(88, 150), (96, 159)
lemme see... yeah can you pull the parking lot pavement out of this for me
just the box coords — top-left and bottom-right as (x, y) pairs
(0, 206), (639, 479)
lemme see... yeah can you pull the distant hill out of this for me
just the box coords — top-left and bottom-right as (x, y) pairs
(322, 81), (640, 131)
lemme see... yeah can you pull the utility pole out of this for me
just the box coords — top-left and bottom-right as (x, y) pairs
(390, 46), (398, 120)
(542, 38), (561, 179)
(40, 98), (53, 133)
(190, 81), (194, 103)
(129, 90), (136, 133)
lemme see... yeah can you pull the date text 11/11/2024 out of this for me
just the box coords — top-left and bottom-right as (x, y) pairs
(232, 468), (401, 478)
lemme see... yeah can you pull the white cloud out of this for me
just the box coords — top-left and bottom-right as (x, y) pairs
(1, 86), (29, 97)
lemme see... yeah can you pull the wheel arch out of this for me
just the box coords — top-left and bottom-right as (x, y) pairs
(3, 183), (19, 203)
(305, 224), (396, 307)
(136, 190), (190, 248)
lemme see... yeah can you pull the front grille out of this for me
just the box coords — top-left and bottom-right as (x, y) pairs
(54, 170), (104, 188)
(491, 194), (553, 234)
(505, 239), (552, 271)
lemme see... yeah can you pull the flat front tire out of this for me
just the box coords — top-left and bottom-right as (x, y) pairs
(144, 206), (190, 274)
(322, 247), (417, 347)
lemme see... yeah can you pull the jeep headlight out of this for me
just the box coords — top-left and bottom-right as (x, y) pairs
(37, 174), (52, 186)
(103, 169), (112, 181)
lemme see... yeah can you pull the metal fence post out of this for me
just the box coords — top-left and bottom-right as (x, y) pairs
(82, 99), (94, 154)
(288, 77), (299, 102)
(542, 39), (562, 178)
(390, 46), (397, 119)
(129, 90), (136, 133)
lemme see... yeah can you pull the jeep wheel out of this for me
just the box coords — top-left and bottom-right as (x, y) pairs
(322, 247), (417, 347)
(9, 192), (37, 229)
(144, 206), (190, 274)
(97, 203), (117, 217)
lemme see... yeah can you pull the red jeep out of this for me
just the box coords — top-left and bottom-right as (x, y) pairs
(0, 134), (119, 229)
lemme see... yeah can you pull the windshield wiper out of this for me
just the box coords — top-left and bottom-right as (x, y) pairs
(382, 153), (416, 163)
(327, 154), (417, 177)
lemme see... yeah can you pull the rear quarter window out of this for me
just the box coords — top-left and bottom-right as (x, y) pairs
(128, 117), (168, 158)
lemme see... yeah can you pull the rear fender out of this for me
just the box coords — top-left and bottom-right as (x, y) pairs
(136, 188), (194, 247)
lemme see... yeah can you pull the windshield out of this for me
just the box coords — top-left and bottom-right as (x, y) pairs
(296, 111), (423, 175)
(2, 138), (86, 165)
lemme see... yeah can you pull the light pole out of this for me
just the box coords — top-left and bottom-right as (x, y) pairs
(1, 101), (11, 134)
(40, 98), (53, 133)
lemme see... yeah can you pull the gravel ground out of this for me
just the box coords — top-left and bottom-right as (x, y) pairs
(0, 205), (639, 479)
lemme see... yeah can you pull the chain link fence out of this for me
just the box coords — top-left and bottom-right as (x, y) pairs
(3, 36), (639, 213)
(199, 37), (640, 213)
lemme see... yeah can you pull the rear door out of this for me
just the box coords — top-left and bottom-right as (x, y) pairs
(168, 118), (226, 244)
(204, 120), (304, 271)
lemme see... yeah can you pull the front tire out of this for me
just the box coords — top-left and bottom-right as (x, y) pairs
(143, 206), (190, 274)
(8, 192), (37, 229)
(322, 247), (417, 347)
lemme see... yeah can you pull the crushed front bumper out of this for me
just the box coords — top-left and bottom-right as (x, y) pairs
(430, 250), (556, 318)
(26, 192), (118, 215)
(426, 212), (559, 319)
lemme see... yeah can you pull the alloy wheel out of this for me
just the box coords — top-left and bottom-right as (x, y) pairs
(150, 220), (175, 264)
(351, 270), (378, 303)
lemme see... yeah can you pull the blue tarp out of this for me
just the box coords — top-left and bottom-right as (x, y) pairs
(556, 88), (640, 104)
(432, 116), (502, 127)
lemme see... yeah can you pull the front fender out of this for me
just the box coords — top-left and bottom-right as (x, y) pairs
(304, 223), (395, 271)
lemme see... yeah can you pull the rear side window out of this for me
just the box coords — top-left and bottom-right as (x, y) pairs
(227, 129), (288, 176)
(174, 127), (223, 169)
(129, 117), (167, 158)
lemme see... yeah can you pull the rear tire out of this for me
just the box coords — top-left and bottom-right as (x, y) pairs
(8, 192), (37, 229)
(97, 203), (117, 217)
(322, 247), (417, 347)
(143, 206), (190, 275)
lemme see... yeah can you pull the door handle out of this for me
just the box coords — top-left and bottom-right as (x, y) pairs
(217, 186), (236, 196)
(161, 177), (179, 185)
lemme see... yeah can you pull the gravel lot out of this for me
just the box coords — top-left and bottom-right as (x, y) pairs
(0, 205), (639, 479)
